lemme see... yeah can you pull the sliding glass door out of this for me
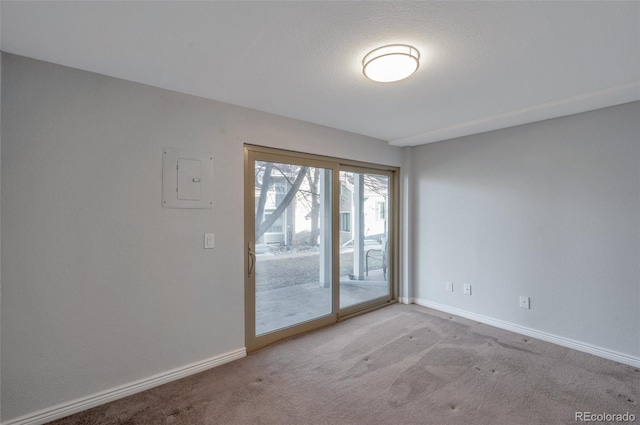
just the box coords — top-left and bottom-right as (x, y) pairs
(245, 146), (396, 351)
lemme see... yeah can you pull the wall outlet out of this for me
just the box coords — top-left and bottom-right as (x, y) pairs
(519, 296), (530, 309)
(463, 284), (471, 295)
(446, 282), (453, 292)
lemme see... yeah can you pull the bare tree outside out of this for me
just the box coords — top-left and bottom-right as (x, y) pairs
(255, 162), (389, 248)
(254, 162), (309, 241)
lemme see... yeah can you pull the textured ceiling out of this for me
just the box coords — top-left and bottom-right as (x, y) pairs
(2, 1), (639, 146)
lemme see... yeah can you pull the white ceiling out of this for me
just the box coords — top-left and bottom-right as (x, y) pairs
(2, 1), (639, 146)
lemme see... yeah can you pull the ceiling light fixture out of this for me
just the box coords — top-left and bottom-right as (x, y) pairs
(362, 44), (420, 83)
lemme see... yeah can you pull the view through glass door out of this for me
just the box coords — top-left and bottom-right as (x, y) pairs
(253, 160), (334, 335)
(339, 170), (391, 311)
(245, 146), (396, 351)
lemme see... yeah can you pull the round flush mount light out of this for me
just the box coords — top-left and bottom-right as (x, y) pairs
(362, 44), (420, 83)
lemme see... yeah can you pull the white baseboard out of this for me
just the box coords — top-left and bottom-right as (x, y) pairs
(398, 297), (412, 305)
(2, 348), (247, 425)
(411, 298), (640, 369)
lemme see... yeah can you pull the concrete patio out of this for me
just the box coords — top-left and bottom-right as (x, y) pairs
(256, 269), (388, 335)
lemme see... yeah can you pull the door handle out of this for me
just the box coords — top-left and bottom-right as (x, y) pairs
(248, 243), (256, 277)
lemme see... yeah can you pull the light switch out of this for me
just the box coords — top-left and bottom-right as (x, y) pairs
(204, 233), (215, 249)
(177, 158), (202, 200)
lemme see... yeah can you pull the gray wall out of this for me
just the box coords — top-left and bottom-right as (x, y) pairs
(0, 7), (3, 418)
(412, 102), (640, 358)
(0, 54), (403, 421)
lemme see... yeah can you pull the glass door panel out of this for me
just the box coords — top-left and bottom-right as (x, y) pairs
(253, 160), (333, 336)
(339, 171), (390, 309)
(246, 146), (396, 351)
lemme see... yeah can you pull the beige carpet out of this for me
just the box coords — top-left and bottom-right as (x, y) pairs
(49, 304), (639, 424)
